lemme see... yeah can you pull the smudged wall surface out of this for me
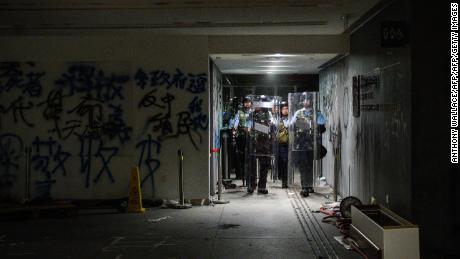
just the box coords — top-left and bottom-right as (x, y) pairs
(0, 35), (209, 201)
(209, 61), (223, 196)
(319, 1), (412, 218)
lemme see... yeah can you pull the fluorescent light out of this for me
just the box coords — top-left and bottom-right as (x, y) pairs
(255, 60), (292, 63)
(260, 69), (298, 72)
(257, 65), (299, 68)
(261, 54), (299, 57)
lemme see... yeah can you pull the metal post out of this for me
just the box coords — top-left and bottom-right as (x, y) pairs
(334, 156), (338, 202)
(313, 93), (318, 187)
(172, 149), (192, 209)
(24, 147), (31, 203)
(218, 148), (223, 201)
(214, 147), (229, 204)
(178, 149), (184, 205)
(222, 131), (229, 180)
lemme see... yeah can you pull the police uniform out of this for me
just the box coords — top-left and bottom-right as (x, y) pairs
(278, 111), (289, 188)
(248, 108), (272, 194)
(232, 107), (252, 181)
(292, 107), (326, 196)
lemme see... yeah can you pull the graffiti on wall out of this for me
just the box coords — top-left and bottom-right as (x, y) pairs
(0, 62), (45, 129)
(134, 68), (206, 94)
(136, 134), (161, 193)
(0, 134), (23, 190)
(135, 68), (208, 151)
(0, 62), (208, 200)
(135, 67), (208, 193)
(31, 136), (70, 198)
(50, 64), (132, 142)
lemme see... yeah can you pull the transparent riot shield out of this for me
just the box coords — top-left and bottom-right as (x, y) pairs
(245, 95), (281, 191)
(221, 97), (240, 181)
(287, 92), (321, 191)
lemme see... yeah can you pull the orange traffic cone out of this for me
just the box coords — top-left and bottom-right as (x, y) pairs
(128, 166), (146, 213)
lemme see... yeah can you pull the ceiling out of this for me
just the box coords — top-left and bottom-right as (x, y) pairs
(0, 0), (380, 74)
(0, 0), (380, 34)
(211, 53), (338, 74)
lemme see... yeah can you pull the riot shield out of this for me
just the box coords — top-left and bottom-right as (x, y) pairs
(221, 97), (240, 181)
(246, 95), (281, 192)
(287, 92), (322, 190)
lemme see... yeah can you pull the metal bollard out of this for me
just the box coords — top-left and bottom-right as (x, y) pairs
(222, 131), (229, 180)
(172, 149), (192, 209)
(214, 147), (229, 205)
(24, 147), (31, 203)
(178, 149), (184, 205)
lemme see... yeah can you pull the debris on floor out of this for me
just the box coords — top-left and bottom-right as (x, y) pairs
(218, 223), (241, 230)
(161, 200), (179, 208)
(334, 236), (351, 250)
(147, 216), (173, 223)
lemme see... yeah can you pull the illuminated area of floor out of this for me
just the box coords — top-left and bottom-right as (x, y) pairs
(0, 182), (359, 258)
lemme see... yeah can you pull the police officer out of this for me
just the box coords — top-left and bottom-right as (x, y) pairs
(291, 94), (326, 197)
(222, 97), (240, 181)
(248, 99), (273, 194)
(232, 97), (252, 182)
(278, 101), (289, 188)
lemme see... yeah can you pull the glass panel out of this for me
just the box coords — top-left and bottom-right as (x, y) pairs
(288, 92), (324, 192)
(244, 95), (281, 192)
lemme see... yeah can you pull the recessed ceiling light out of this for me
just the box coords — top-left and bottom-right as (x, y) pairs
(257, 65), (298, 68)
(255, 60), (291, 63)
(262, 54), (299, 58)
(260, 69), (298, 72)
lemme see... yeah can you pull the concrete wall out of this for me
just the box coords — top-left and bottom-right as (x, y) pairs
(319, 0), (412, 218)
(0, 35), (210, 201)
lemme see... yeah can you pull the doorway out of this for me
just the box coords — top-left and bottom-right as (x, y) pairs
(209, 53), (336, 197)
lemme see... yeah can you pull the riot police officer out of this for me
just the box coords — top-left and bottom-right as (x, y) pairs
(278, 101), (289, 188)
(248, 100), (273, 194)
(291, 94), (326, 197)
(222, 97), (240, 182)
(232, 97), (252, 182)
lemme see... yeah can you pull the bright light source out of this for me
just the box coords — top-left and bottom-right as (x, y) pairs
(261, 69), (297, 72)
(255, 60), (291, 63)
(257, 65), (298, 68)
(262, 54), (298, 58)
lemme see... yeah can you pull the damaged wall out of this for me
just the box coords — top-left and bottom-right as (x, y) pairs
(319, 0), (412, 218)
(0, 35), (210, 202)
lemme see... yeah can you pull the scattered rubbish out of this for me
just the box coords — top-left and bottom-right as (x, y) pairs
(319, 177), (328, 187)
(161, 200), (179, 208)
(147, 216), (173, 223)
(287, 192), (295, 196)
(322, 202), (340, 209)
(218, 224), (241, 230)
(161, 199), (192, 209)
(334, 236), (351, 250)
